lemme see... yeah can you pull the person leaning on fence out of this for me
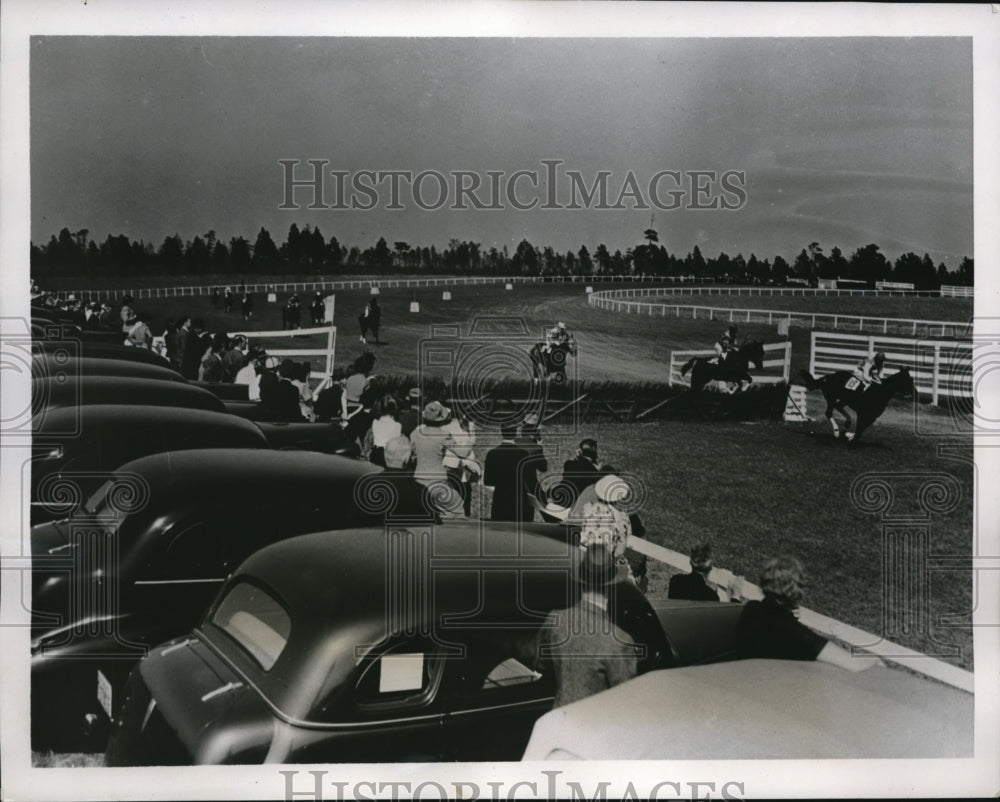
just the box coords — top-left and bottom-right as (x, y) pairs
(668, 543), (723, 602)
(734, 555), (882, 671)
(341, 352), (377, 421)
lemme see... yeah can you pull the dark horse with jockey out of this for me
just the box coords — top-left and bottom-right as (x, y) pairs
(681, 340), (765, 393)
(530, 322), (577, 383)
(799, 365), (914, 443)
(358, 297), (381, 345)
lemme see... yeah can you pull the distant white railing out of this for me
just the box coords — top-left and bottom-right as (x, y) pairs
(46, 274), (705, 303)
(808, 331), (973, 405)
(590, 285), (936, 300)
(939, 284), (975, 298)
(589, 289), (972, 338)
(668, 341), (791, 387)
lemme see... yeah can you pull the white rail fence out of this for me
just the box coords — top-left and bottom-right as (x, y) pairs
(590, 285), (947, 300)
(228, 324), (337, 387)
(808, 331), (973, 405)
(50, 274), (704, 303)
(668, 341), (791, 387)
(940, 284), (975, 298)
(589, 290), (972, 338)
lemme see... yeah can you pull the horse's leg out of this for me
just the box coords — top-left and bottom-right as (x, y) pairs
(823, 394), (840, 437)
(837, 405), (855, 441)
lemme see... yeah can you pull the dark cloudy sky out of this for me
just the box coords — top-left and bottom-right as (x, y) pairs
(30, 36), (972, 265)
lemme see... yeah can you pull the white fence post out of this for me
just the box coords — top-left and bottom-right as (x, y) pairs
(932, 344), (941, 406)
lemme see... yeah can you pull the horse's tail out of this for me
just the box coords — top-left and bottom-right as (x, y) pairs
(799, 370), (822, 391)
(680, 358), (697, 377)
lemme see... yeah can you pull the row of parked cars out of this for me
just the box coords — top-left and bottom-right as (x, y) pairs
(28, 306), (973, 764)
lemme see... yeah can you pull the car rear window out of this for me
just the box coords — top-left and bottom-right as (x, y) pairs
(212, 582), (291, 671)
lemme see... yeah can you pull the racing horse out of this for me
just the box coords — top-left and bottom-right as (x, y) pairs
(799, 367), (914, 442)
(529, 337), (577, 384)
(680, 340), (765, 393)
(358, 301), (381, 345)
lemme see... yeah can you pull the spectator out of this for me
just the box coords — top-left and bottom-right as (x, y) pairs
(181, 318), (208, 380)
(734, 556), (881, 671)
(370, 394), (402, 467)
(562, 438), (601, 499)
(259, 370), (305, 422)
(668, 544), (724, 602)
(211, 287), (220, 309)
(565, 474), (636, 584)
(125, 312), (153, 349)
(241, 290), (254, 321)
(97, 303), (114, 329)
(222, 335), (248, 383)
(379, 436), (442, 525)
(171, 316), (191, 373)
(398, 387), (422, 438)
(223, 287), (234, 314)
(483, 423), (532, 522)
(313, 369), (345, 422)
(517, 413), (549, 508)
(442, 412), (479, 517)
(410, 400), (465, 517)
(82, 301), (101, 329)
(234, 347), (263, 401)
(538, 543), (638, 709)
(343, 384), (378, 458)
(341, 352), (376, 420)
(290, 361), (316, 422)
(198, 333), (227, 382)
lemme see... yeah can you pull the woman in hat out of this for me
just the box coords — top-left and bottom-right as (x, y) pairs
(409, 400), (465, 517)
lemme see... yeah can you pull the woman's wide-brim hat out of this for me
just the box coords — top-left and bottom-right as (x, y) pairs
(422, 400), (451, 422)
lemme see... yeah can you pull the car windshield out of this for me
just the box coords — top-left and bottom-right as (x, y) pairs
(212, 582), (291, 671)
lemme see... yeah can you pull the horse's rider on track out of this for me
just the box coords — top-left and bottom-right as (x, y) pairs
(544, 321), (570, 354)
(713, 324), (739, 366)
(852, 351), (886, 390)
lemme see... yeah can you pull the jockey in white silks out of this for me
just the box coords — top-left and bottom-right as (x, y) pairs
(544, 321), (571, 354)
(712, 324), (739, 365)
(852, 351), (886, 390)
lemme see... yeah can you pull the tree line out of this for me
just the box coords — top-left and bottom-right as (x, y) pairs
(31, 224), (973, 289)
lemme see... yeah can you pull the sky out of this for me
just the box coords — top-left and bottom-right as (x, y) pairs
(30, 36), (973, 265)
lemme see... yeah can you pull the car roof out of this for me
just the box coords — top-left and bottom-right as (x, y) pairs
(211, 523), (578, 718)
(521, 659), (973, 760)
(33, 404), (266, 442)
(113, 448), (381, 497)
(32, 375), (225, 413)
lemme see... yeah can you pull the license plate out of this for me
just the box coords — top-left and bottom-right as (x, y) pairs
(97, 670), (112, 719)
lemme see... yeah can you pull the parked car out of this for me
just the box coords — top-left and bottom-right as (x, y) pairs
(32, 355), (185, 384)
(104, 525), (743, 766)
(30, 405), (270, 524)
(32, 375), (227, 414)
(521, 658), (973, 759)
(30, 448), (384, 752)
(33, 339), (172, 367)
(255, 421), (352, 454)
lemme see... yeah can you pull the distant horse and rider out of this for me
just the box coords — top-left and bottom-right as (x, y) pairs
(358, 297), (382, 345)
(681, 326), (766, 393)
(530, 322), (577, 384)
(800, 351), (914, 442)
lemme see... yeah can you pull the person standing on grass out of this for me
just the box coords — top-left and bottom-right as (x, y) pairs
(410, 400), (465, 518)
(734, 555), (882, 671)
(538, 543), (638, 709)
(483, 423), (532, 522)
(562, 438), (601, 499)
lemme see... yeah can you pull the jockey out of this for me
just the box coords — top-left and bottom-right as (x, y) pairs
(853, 351), (886, 389)
(713, 324), (739, 364)
(544, 321), (570, 354)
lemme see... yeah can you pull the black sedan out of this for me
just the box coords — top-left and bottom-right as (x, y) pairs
(30, 448), (383, 752)
(105, 524), (743, 765)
